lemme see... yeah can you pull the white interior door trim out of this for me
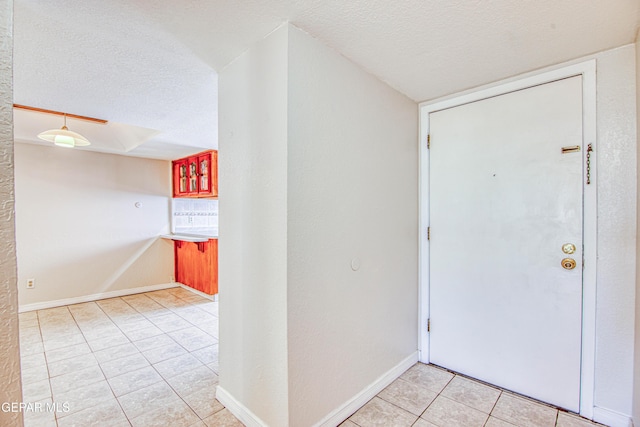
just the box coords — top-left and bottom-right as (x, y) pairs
(418, 60), (597, 419)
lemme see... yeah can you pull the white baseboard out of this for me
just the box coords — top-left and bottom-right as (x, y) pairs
(593, 406), (633, 427)
(18, 283), (179, 312)
(313, 351), (419, 427)
(216, 353), (418, 427)
(216, 385), (269, 427)
(177, 283), (217, 301)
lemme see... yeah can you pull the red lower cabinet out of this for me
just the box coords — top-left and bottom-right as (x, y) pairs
(174, 239), (218, 295)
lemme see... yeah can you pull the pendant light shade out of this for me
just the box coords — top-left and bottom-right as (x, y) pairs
(37, 114), (91, 147)
(37, 127), (91, 147)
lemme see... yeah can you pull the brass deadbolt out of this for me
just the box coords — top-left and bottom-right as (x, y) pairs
(562, 243), (576, 254)
(561, 258), (577, 270)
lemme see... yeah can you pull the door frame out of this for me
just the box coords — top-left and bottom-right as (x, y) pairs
(418, 60), (597, 418)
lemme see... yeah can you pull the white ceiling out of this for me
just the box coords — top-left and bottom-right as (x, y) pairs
(13, 0), (640, 159)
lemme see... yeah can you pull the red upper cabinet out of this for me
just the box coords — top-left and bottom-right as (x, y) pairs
(172, 150), (217, 198)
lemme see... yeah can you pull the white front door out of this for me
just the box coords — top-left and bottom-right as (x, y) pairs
(429, 76), (584, 412)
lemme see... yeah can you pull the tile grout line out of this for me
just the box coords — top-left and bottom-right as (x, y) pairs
(53, 298), (165, 425)
(157, 361), (224, 423)
(97, 297), (139, 427)
(373, 394), (420, 420)
(104, 293), (219, 424)
(57, 302), (125, 426)
(34, 309), (58, 427)
(100, 295), (192, 426)
(417, 371), (454, 422)
(430, 367), (591, 427)
(484, 388), (503, 426)
(25, 290), (223, 427)
(139, 292), (220, 361)
(143, 291), (223, 421)
(352, 364), (594, 427)
(125, 291), (222, 424)
(126, 293), (218, 364)
(49, 306), (83, 426)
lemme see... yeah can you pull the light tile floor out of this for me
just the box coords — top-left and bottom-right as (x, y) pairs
(19, 288), (608, 427)
(18, 287), (243, 427)
(343, 364), (608, 427)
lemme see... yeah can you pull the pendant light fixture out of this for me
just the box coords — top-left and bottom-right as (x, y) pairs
(13, 104), (107, 148)
(37, 113), (91, 147)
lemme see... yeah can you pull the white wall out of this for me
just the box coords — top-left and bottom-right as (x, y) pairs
(218, 23), (418, 426)
(286, 26), (418, 426)
(14, 143), (174, 308)
(0, 1), (24, 425)
(217, 24), (290, 427)
(218, 19), (636, 427)
(592, 45), (637, 421)
(634, 30), (640, 427)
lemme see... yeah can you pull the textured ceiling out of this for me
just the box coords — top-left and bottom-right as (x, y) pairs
(13, 0), (640, 159)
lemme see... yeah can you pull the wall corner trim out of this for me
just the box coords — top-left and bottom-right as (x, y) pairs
(216, 385), (269, 427)
(312, 351), (419, 427)
(18, 283), (179, 312)
(592, 406), (634, 427)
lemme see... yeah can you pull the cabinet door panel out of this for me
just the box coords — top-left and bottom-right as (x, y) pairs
(210, 150), (218, 197)
(174, 240), (218, 295)
(198, 153), (212, 196)
(187, 157), (199, 195)
(173, 160), (188, 197)
(202, 239), (218, 295)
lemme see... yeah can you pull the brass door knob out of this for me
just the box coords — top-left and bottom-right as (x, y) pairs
(561, 258), (577, 270)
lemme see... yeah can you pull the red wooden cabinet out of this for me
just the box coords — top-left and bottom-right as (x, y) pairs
(172, 150), (217, 198)
(174, 239), (218, 295)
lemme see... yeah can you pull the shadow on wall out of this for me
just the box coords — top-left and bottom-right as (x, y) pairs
(18, 237), (175, 307)
(14, 143), (175, 308)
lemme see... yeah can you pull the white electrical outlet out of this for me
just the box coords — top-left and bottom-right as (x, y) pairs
(26, 279), (35, 289)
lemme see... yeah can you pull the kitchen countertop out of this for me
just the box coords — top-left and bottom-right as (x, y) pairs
(160, 233), (218, 243)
